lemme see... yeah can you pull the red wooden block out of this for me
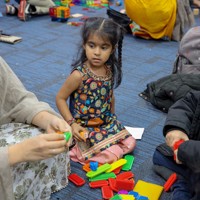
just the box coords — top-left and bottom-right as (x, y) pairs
(101, 185), (113, 199)
(116, 179), (135, 191)
(173, 139), (184, 160)
(108, 178), (118, 192)
(116, 171), (134, 180)
(89, 180), (108, 188)
(68, 173), (85, 186)
(113, 166), (122, 174)
(164, 173), (177, 192)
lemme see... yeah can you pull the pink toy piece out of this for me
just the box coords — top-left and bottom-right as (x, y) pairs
(118, 190), (128, 194)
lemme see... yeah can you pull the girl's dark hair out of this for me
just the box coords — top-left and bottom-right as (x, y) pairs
(71, 17), (125, 88)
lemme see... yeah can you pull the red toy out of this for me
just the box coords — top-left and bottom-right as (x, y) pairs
(173, 139), (184, 160)
(68, 173), (85, 186)
(116, 171), (134, 180)
(164, 173), (177, 192)
(89, 180), (108, 188)
(101, 185), (113, 199)
(115, 179), (135, 191)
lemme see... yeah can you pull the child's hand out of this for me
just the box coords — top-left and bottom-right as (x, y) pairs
(174, 149), (182, 164)
(71, 123), (88, 141)
(165, 130), (189, 148)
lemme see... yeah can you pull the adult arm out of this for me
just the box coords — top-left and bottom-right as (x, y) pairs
(0, 56), (59, 125)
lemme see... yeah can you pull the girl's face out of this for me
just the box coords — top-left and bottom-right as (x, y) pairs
(84, 33), (113, 68)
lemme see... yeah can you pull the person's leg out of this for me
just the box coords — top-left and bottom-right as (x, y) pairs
(27, 0), (55, 15)
(17, 0), (55, 21)
(18, 0), (28, 21)
(153, 149), (188, 178)
(153, 150), (192, 200)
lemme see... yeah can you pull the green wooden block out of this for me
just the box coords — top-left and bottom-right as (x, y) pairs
(122, 155), (135, 171)
(89, 172), (116, 181)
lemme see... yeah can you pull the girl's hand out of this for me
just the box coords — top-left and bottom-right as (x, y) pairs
(165, 130), (189, 148)
(8, 133), (67, 166)
(71, 123), (88, 141)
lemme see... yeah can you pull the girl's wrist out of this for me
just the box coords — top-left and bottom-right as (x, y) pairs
(67, 117), (76, 126)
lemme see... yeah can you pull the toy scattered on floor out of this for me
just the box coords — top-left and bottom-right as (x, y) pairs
(67, 154), (167, 200)
(0, 31), (22, 44)
(116, 0), (122, 6)
(164, 173), (177, 192)
(68, 173), (86, 186)
(122, 155), (135, 171)
(49, 1), (70, 22)
(133, 180), (163, 200)
(72, 0), (109, 7)
(67, 21), (83, 26)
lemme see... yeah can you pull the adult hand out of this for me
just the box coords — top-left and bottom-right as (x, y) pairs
(165, 130), (189, 148)
(8, 133), (67, 166)
(46, 117), (72, 134)
(46, 117), (73, 146)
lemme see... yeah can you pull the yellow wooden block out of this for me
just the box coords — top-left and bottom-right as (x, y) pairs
(120, 194), (135, 200)
(133, 180), (163, 200)
(106, 158), (127, 173)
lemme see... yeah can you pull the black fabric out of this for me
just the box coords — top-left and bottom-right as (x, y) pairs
(106, 7), (132, 34)
(156, 143), (174, 157)
(163, 91), (200, 171)
(163, 91), (200, 140)
(153, 164), (174, 180)
(140, 74), (200, 113)
(178, 141), (200, 173)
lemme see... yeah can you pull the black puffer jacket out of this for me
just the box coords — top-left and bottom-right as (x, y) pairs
(163, 91), (200, 172)
(163, 91), (200, 199)
(140, 74), (200, 112)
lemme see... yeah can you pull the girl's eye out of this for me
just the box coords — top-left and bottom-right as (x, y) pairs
(88, 43), (95, 48)
(102, 46), (109, 50)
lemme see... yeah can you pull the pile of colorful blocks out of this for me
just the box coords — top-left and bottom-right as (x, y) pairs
(49, 0), (70, 22)
(68, 155), (165, 200)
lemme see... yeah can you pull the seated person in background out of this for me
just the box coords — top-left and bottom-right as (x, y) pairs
(0, 56), (71, 200)
(153, 91), (200, 200)
(5, 0), (55, 21)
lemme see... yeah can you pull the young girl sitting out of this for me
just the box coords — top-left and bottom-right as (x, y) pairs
(56, 17), (136, 164)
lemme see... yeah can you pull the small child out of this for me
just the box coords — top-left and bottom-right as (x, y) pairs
(56, 17), (136, 164)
